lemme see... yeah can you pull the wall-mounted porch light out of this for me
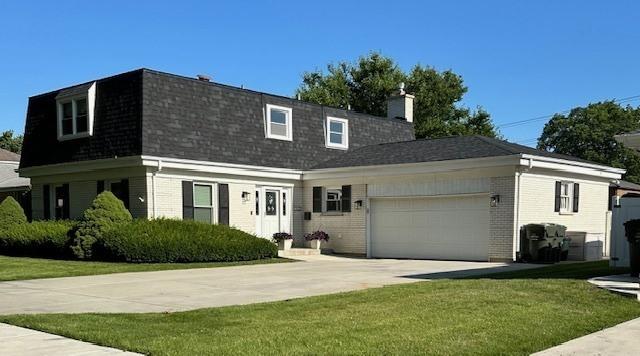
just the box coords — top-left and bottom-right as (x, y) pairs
(354, 200), (363, 209)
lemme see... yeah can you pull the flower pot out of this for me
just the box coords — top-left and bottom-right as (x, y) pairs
(277, 239), (293, 251)
(309, 239), (322, 249)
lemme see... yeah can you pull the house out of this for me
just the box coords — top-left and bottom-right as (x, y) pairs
(18, 69), (624, 262)
(0, 148), (31, 216)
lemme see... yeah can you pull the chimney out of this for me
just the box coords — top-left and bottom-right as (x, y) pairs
(386, 83), (414, 122)
(196, 74), (211, 82)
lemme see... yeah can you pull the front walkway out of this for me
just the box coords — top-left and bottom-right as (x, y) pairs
(0, 323), (141, 356)
(532, 317), (640, 356)
(0, 255), (539, 314)
(588, 274), (639, 298)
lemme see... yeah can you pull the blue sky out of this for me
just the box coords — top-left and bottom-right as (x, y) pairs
(1, 1), (639, 146)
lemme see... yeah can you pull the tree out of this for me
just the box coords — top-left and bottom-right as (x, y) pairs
(537, 101), (640, 183)
(0, 130), (23, 153)
(296, 52), (499, 139)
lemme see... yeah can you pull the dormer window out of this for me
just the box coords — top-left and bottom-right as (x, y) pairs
(266, 104), (292, 141)
(56, 82), (96, 141)
(326, 117), (348, 149)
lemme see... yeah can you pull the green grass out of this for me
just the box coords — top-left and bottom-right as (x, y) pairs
(0, 255), (290, 281)
(2, 261), (639, 355)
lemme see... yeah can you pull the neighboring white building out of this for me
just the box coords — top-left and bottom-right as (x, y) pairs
(18, 69), (624, 262)
(0, 148), (30, 214)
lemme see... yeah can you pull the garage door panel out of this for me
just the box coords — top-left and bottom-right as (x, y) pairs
(370, 195), (489, 261)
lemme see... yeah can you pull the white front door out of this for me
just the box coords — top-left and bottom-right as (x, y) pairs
(256, 186), (292, 239)
(262, 189), (280, 238)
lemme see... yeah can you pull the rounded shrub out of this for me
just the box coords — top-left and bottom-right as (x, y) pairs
(0, 196), (27, 226)
(71, 191), (132, 259)
(96, 219), (278, 263)
(0, 220), (75, 259)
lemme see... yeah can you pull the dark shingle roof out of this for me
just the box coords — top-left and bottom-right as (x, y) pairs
(21, 68), (415, 170)
(312, 135), (600, 169)
(611, 180), (640, 191)
(0, 148), (20, 162)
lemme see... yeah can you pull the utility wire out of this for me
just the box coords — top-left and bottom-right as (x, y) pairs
(497, 94), (640, 129)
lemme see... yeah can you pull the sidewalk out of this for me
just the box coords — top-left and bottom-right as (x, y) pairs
(0, 323), (140, 356)
(532, 317), (640, 355)
(588, 274), (639, 298)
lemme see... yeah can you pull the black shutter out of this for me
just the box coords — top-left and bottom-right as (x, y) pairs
(341, 185), (352, 212)
(218, 184), (229, 225)
(121, 179), (130, 209)
(182, 181), (194, 220)
(573, 183), (580, 213)
(43, 184), (50, 220)
(97, 180), (105, 195)
(312, 186), (322, 213)
(554, 181), (561, 212)
(62, 184), (70, 219)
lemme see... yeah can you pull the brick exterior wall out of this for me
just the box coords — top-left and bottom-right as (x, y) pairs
(489, 175), (517, 261)
(302, 184), (367, 255)
(518, 171), (610, 241)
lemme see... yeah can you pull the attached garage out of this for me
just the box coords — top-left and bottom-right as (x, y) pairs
(369, 194), (490, 261)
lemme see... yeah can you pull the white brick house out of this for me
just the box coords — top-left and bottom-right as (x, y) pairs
(18, 69), (623, 262)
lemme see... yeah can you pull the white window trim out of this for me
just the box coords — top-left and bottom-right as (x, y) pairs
(559, 181), (574, 214)
(325, 116), (348, 150)
(265, 104), (293, 141)
(193, 182), (218, 224)
(325, 187), (342, 212)
(56, 82), (96, 141)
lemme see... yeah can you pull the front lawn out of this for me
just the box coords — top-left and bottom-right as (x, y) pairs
(0, 255), (290, 282)
(3, 261), (639, 355)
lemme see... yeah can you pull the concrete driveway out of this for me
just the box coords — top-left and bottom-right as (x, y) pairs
(0, 255), (539, 315)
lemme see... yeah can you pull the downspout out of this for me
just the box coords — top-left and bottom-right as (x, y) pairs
(151, 159), (162, 219)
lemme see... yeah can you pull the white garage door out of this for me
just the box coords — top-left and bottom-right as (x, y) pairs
(370, 195), (489, 261)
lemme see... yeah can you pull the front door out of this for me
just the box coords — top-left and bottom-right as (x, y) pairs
(262, 189), (280, 238)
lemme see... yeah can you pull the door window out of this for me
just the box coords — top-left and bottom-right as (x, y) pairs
(265, 191), (277, 216)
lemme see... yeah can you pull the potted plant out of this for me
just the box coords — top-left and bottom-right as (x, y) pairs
(273, 232), (294, 251)
(305, 230), (330, 249)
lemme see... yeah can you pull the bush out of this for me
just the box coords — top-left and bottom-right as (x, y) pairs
(0, 220), (75, 259)
(0, 196), (27, 226)
(95, 219), (278, 263)
(71, 191), (132, 260)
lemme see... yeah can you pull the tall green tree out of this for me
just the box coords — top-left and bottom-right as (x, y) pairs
(0, 130), (23, 153)
(296, 52), (498, 139)
(537, 101), (640, 183)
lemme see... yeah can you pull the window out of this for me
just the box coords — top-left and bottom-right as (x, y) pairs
(266, 104), (292, 140)
(56, 82), (95, 141)
(282, 191), (286, 216)
(560, 182), (572, 213)
(265, 191), (277, 216)
(255, 190), (259, 215)
(326, 117), (348, 149)
(193, 184), (213, 223)
(326, 188), (342, 212)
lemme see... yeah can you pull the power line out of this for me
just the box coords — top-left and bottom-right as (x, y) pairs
(497, 94), (640, 129)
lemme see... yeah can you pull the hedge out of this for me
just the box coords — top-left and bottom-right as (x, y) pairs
(96, 219), (278, 263)
(71, 191), (133, 259)
(0, 220), (75, 259)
